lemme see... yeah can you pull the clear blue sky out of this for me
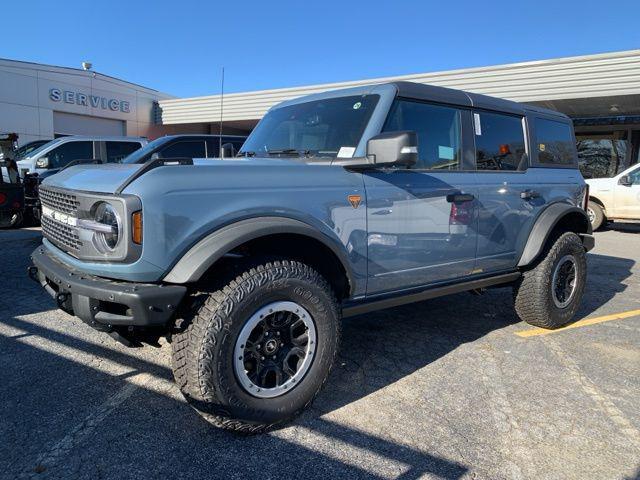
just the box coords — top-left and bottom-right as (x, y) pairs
(4, 0), (640, 97)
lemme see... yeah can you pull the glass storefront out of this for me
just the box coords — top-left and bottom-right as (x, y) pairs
(576, 131), (631, 178)
(573, 117), (640, 179)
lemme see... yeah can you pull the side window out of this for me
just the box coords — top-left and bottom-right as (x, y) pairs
(383, 99), (461, 170)
(47, 141), (93, 169)
(160, 140), (206, 159)
(535, 118), (576, 166)
(106, 142), (141, 163)
(474, 112), (526, 171)
(629, 166), (640, 185)
(206, 139), (219, 157)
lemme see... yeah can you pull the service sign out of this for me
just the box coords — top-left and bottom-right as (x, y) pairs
(49, 88), (131, 113)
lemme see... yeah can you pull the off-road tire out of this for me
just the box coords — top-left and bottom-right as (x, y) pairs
(514, 232), (587, 329)
(587, 202), (605, 231)
(171, 260), (340, 433)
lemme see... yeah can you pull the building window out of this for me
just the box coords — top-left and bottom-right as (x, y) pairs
(535, 118), (575, 165)
(474, 112), (526, 171)
(383, 100), (461, 170)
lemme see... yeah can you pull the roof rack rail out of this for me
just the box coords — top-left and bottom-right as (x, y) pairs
(115, 157), (193, 194)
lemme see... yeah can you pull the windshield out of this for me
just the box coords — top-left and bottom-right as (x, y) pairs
(14, 141), (49, 160)
(121, 137), (172, 164)
(18, 139), (60, 160)
(240, 94), (379, 158)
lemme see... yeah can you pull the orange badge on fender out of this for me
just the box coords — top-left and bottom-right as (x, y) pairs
(348, 195), (361, 209)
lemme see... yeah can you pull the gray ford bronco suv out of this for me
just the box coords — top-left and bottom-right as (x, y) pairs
(30, 82), (594, 432)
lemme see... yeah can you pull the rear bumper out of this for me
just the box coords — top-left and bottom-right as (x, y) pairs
(30, 246), (186, 330)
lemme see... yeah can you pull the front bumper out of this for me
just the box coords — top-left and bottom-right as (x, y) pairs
(30, 246), (187, 330)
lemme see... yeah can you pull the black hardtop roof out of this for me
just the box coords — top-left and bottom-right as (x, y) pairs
(391, 81), (568, 120)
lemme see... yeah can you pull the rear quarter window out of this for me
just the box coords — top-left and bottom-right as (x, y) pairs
(535, 118), (576, 166)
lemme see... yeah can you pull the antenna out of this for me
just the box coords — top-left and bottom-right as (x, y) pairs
(218, 66), (225, 157)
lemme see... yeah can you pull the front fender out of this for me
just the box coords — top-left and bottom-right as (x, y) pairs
(517, 203), (592, 267)
(163, 216), (357, 289)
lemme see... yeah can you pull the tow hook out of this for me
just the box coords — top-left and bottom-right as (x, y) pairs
(56, 292), (70, 309)
(27, 265), (39, 282)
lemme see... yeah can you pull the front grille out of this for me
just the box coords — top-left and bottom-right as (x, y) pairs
(41, 215), (82, 254)
(39, 187), (80, 215)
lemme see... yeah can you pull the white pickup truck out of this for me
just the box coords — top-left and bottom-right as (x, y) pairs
(586, 163), (640, 230)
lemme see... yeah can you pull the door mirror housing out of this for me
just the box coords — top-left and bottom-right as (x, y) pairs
(618, 174), (632, 186)
(337, 131), (418, 169)
(35, 156), (50, 169)
(220, 143), (236, 159)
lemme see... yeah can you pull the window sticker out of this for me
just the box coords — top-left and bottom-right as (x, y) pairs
(539, 143), (546, 152)
(438, 146), (455, 160)
(474, 113), (482, 135)
(352, 102), (362, 110)
(337, 146), (356, 158)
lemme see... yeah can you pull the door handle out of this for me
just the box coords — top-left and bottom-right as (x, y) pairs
(520, 190), (540, 200)
(446, 192), (475, 203)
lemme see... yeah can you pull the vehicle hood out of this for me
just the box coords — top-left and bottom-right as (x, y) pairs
(41, 163), (145, 193)
(40, 157), (310, 194)
(585, 177), (613, 191)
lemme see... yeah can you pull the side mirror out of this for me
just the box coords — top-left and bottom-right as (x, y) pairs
(220, 143), (236, 159)
(618, 175), (632, 186)
(366, 131), (418, 167)
(35, 156), (50, 168)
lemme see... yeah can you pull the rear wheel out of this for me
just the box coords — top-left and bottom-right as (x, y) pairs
(587, 202), (605, 231)
(171, 259), (340, 433)
(514, 232), (587, 329)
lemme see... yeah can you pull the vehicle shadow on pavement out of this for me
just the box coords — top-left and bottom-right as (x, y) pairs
(0, 314), (468, 479)
(577, 253), (635, 318)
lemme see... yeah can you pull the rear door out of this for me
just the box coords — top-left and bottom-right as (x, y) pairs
(472, 110), (545, 273)
(364, 99), (479, 295)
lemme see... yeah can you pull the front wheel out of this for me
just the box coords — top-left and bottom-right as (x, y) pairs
(171, 260), (341, 433)
(514, 232), (587, 329)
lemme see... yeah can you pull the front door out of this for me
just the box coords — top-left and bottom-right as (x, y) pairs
(364, 99), (478, 295)
(614, 165), (640, 219)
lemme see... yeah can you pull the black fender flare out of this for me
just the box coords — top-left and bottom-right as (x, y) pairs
(162, 216), (355, 290)
(517, 203), (592, 267)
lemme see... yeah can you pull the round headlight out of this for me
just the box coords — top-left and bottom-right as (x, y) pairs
(94, 202), (121, 251)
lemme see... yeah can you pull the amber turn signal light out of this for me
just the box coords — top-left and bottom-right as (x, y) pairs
(132, 211), (143, 244)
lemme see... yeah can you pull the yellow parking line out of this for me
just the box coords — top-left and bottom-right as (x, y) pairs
(515, 309), (640, 337)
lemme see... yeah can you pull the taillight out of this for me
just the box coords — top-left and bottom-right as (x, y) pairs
(0, 193), (6, 206)
(132, 211), (143, 245)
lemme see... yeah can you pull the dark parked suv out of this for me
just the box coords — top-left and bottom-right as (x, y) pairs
(31, 82), (593, 433)
(121, 134), (247, 164)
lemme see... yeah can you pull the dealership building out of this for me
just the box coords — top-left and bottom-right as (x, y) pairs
(0, 58), (175, 144)
(3, 50), (640, 177)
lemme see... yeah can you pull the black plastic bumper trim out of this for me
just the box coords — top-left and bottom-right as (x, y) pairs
(30, 246), (187, 328)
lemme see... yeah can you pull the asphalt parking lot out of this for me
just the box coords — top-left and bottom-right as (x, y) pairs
(1, 226), (639, 480)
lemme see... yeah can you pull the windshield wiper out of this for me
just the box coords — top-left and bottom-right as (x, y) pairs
(267, 149), (311, 156)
